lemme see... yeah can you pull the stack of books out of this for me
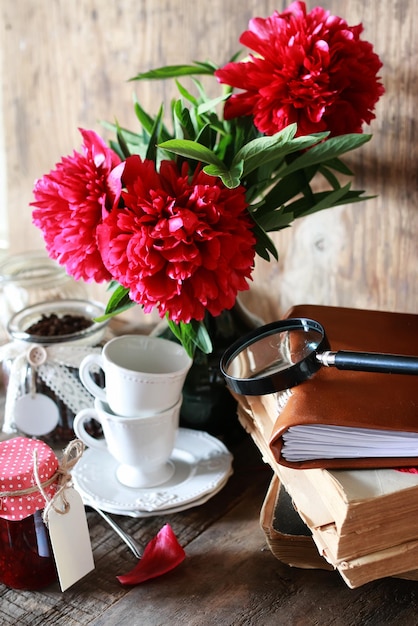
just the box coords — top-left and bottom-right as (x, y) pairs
(236, 305), (418, 588)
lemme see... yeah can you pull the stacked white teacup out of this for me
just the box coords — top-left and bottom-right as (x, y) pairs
(74, 335), (192, 489)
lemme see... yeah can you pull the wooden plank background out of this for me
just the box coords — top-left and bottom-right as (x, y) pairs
(1, 0), (417, 322)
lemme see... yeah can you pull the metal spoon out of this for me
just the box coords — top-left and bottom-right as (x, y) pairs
(86, 501), (142, 559)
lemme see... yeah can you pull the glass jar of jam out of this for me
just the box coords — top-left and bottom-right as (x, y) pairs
(0, 437), (59, 590)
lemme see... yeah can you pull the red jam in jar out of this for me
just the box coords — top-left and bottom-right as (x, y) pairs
(0, 437), (59, 590)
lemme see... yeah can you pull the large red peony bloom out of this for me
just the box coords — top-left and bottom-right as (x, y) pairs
(31, 129), (121, 282)
(215, 1), (384, 137)
(97, 156), (256, 323)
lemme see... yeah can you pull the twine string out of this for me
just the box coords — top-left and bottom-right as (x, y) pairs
(0, 439), (85, 525)
(35, 438), (85, 525)
(0, 473), (57, 499)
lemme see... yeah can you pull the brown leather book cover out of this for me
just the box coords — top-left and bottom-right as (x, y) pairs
(269, 305), (418, 469)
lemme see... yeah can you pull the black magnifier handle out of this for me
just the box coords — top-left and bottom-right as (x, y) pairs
(316, 350), (418, 375)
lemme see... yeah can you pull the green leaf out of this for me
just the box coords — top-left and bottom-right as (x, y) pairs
(190, 78), (212, 103)
(232, 126), (328, 177)
(192, 321), (212, 354)
(195, 124), (217, 151)
(280, 134), (371, 177)
(173, 100), (196, 140)
(258, 169), (315, 215)
(251, 222), (279, 261)
(158, 139), (226, 168)
(203, 160), (243, 188)
(145, 104), (164, 162)
(288, 184), (367, 219)
(197, 94), (229, 116)
(130, 63), (215, 82)
(166, 318), (212, 358)
(318, 165), (341, 190)
(232, 124), (295, 170)
(133, 100), (157, 135)
(116, 123), (132, 159)
(101, 122), (155, 160)
(101, 121), (143, 146)
(107, 284), (131, 309)
(255, 209), (296, 233)
(95, 285), (136, 321)
(320, 157), (354, 176)
(192, 60), (218, 72)
(175, 80), (198, 106)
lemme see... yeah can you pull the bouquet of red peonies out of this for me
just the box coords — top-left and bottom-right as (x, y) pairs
(31, 2), (384, 357)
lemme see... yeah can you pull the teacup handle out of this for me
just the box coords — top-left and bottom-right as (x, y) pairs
(73, 407), (107, 450)
(79, 353), (107, 401)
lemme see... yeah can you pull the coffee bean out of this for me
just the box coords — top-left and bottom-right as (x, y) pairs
(25, 313), (93, 336)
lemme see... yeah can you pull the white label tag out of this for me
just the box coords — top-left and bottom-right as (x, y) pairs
(14, 393), (60, 436)
(47, 487), (95, 591)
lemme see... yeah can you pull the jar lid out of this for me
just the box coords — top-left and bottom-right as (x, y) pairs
(0, 251), (66, 287)
(0, 437), (59, 520)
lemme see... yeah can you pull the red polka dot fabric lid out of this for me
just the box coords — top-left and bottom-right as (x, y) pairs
(0, 437), (58, 521)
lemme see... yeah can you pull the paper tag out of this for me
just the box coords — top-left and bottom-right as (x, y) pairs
(47, 487), (95, 591)
(14, 393), (59, 436)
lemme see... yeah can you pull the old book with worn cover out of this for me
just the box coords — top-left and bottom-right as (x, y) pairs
(267, 305), (418, 469)
(260, 474), (333, 571)
(260, 472), (418, 589)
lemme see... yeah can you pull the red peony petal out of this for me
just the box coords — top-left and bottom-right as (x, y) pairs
(116, 524), (186, 586)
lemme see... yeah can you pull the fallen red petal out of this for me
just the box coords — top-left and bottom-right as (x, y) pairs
(117, 523), (186, 585)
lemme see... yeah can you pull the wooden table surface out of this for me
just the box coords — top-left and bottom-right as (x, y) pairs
(1, 423), (418, 625)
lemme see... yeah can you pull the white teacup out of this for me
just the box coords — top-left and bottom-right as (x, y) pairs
(78, 334), (192, 417)
(73, 396), (181, 488)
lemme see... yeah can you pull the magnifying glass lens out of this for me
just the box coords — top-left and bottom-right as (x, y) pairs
(225, 328), (324, 380)
(221, 318), (330, 395)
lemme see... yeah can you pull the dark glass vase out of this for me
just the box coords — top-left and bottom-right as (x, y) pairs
(162, 300), (263, 444)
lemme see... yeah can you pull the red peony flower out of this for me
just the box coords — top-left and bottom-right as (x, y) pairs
(31, 129), (121, 282)
(215, 1), (384, 137)
(97, 156), (256, 323)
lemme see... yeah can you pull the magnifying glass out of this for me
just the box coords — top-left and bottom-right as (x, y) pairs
(220, 318), (418, 396)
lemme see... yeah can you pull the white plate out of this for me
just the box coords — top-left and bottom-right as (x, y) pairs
(72, 428), (233, 514)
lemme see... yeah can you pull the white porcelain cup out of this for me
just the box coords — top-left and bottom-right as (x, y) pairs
(78, 334), (192, 417)
(73, 396), (181, 488)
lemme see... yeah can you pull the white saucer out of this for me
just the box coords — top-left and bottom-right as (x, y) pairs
(82, 472), (232, 518)
(72, 428), (233, 514)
